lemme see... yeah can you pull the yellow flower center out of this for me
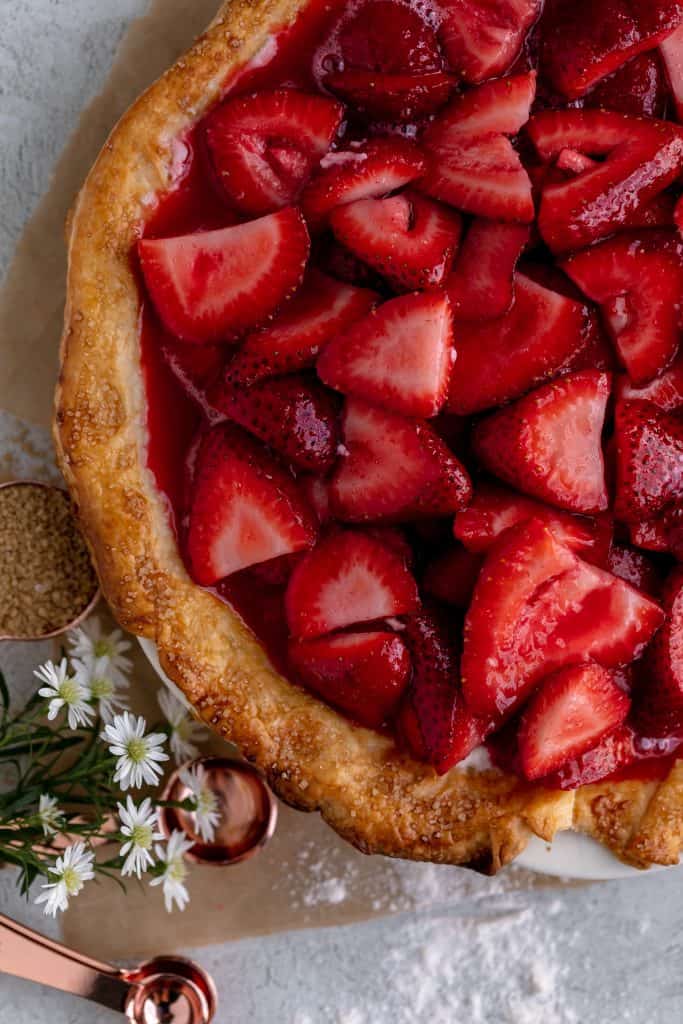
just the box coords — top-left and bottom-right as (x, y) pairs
(126, 737), (148, 764)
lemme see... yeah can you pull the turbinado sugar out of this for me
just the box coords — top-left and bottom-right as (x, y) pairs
(0, 483), (98, 638)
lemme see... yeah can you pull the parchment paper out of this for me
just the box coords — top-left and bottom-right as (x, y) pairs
(0, 0), (557, 960)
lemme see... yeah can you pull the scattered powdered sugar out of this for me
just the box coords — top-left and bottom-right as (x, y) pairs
(282, 832), (579, 1022)
(302, 876), (348, 907)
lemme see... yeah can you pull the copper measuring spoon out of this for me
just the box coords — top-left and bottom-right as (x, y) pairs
(160, 756), (278, 865)
(0, 912), (217, 1023)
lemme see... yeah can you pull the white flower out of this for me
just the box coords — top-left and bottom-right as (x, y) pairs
(157, 688), (206, 765)
(73, 655), (128, 724)
(179, 763), (220, 843)
(68, 618), (132, 684)
(117, 796), (165, 878)
(102, 712), (169, 791)
(34, 841), (95, 917)
(35, 659), (95, 730)
(37, 794), (63, 837)
(149, 830), (193, 912)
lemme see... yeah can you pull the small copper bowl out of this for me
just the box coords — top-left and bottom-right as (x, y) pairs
(160, 756), (277, 866)
(0, 480), (100, 642)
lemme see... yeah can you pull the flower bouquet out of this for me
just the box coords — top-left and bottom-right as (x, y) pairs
(0, 617), (219, 917)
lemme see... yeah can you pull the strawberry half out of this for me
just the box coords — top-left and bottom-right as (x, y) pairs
(224, 269), (377, 389)
(333, 0), (443, 75)
(330, 398), (472, 522)
(285, 528), (419, 639)
(548, 725), (682, 789)
(325, 69), (455, 122)
(446, 220), (529, 321)
(398, 607), (461, 773)
(461, 519), (664, 717)
(616, 357), (683, 412)
(138, 208), (310, 344)
(472, 371), (610, 514)
(301, 138), (427, 229)
(209, 374), (340, 473)
(517, 663), (631, 781)
(438, 0), (542, 84)
(528, 110), (683, 253)
(288, 630), (411, 728)
(317, 292), (454, 418)
(187, 423), (318, 585)
(445, 272), (587, 414)
(422, 544), (484, 609)
(613, 399), (683, 522)
(420, 73), (536, 222)
(205, 89), (343, 216)
(540, 0), (683, 99)
(563, 231), (683, 384)
(328, 191), (463, 293)
(453, 481), (613, 564)
(636, 568), (683, 737)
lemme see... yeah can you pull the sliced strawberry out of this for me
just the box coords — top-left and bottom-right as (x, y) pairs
(325, 70), (455, 121)
(445, 272), (587, 413)
(224, 270), (377, 389)
(517, 663), (631, 781)
(159, 338), (227, 411)
(461, 519), (664, 717)
(334, 0), (443, 75)
(548, 725), (682, 789)
(614, 399), (683, 522)
(317, 292), (454, 418)
(528, 110), (683, 253)
(205, 89), (343, 216)
(426, 70), (537, 136)
(446, 220), (529, 321)
(585, 50), (669, 119)
(399, 607), (460, 773)
(616, 357), (683, 412)
(607, 544), (663, 598)
(187, 423), (317, 585)
(423, 544), (484, 608)
(473, 371), (610, 514)
(660, 22), (683, 120)
(454, 481), (613, 563)
(288, 630), (411, 728)
(637, 568), (683, 737)
(138, 209), (310, 344)
(420, 74), (536, 222)
(299, 475), (331, 524)
(285, 528), (419, 639)
(438, 0), (542, 83)
(563, 231), (683, 384)
(330, 398), (472, 522)
(539, 0), (683, 99)
(301, 138), (427, 229)
(328, 191), (462, 292)
(209, 374), (340, 473)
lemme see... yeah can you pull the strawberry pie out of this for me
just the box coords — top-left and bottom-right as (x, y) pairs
(56, 0), (683, 871)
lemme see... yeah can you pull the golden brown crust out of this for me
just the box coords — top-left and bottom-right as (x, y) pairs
(54, 0), (682, 871)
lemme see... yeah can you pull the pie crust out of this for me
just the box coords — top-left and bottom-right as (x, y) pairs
(54, 0), (683, 872)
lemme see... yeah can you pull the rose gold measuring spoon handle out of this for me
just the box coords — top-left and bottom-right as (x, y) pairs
(0, 912), (131, 1012)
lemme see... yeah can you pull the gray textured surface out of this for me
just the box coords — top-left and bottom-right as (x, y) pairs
(1, 3), (683, 1022)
